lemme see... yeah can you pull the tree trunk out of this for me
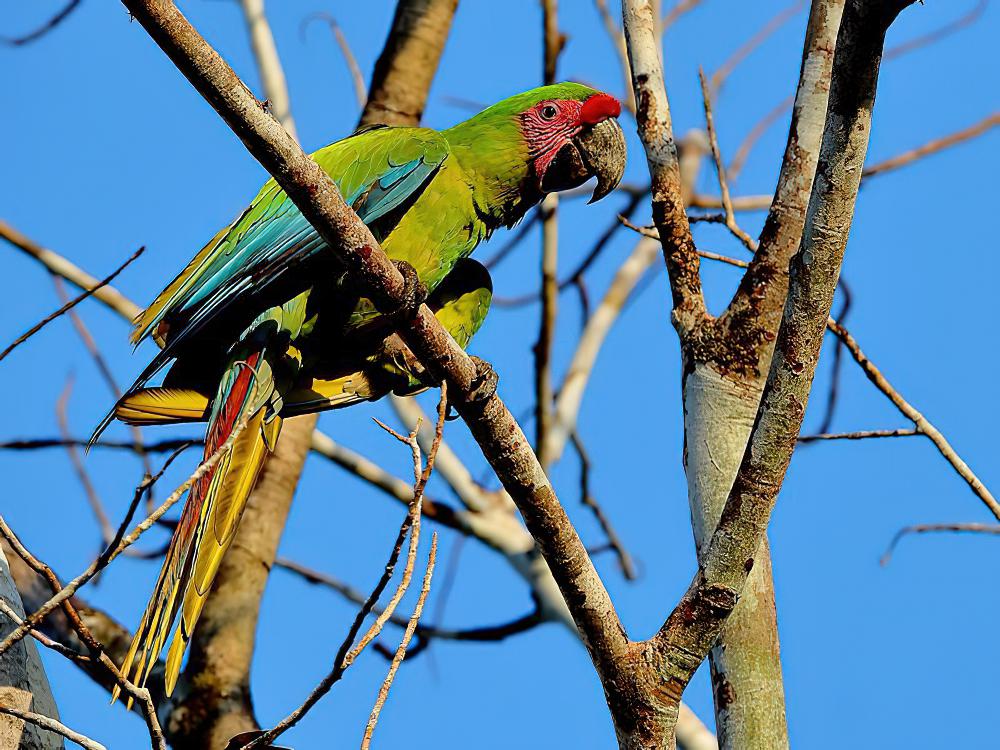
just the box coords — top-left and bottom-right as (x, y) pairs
(683, 365), (787, 749)
(0, 545), (61, 750)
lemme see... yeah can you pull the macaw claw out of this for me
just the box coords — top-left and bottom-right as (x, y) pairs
(391, 259), (428, 317)
(467, 356), (498, 404)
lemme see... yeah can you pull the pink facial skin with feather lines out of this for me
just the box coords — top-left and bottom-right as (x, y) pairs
(521, 92), (622, 183)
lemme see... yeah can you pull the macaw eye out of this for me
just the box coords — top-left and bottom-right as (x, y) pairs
(540, 105), (558, 120)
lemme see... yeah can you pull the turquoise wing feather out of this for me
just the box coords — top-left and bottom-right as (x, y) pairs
(131, 128), (450, 351)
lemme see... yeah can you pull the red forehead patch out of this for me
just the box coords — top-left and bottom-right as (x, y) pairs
(580, 93), (622, 125)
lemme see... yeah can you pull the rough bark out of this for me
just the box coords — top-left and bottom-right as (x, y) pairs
(645, 3), (913, 748)
(622, 0), (706, 335)
(358, 0), (458, 129)
(106, 1), (912, 747)
(679, 3), (845, 747)
(0, 546), (61, 750)
(238, 0), (297, 139)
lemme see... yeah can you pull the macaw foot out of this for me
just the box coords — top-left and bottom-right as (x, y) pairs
(442, 357), (497, 417)
(391, 260), (428, 318)
(466, 356), (498, 403)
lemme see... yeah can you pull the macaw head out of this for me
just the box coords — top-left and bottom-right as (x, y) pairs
(515, 83), (626, 203)
(446, 83), (627, 209)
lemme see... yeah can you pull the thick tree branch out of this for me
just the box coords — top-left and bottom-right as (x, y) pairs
(358, 0), (458, 128)
(653, 0), (914, 725)
(238, 0), (296, 137)
(623, 0), (707, 335)
(119, 0), (628, 742)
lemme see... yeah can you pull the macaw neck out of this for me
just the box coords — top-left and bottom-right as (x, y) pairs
(443, 120), (541, 231)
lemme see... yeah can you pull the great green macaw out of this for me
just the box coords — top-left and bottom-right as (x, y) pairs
(104, 82), (625, 699)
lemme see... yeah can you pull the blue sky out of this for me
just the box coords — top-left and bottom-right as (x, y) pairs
(2, 1), (998, 747)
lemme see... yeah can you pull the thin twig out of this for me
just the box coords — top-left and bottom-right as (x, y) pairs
(56, 377), (113, 545)
(593, 0), (635, 113)
(797, 428), (919, 443)
(0, 0), (82, 46)
(0, 516), (102, 655)
(661, 0), (703, 31)
(698, 68), (758, 252)
(0, 705), (107, 750)
(728, 93), (794, 181)
(688, 193), (772, 211)
(483, 210), (542, 270)
(275, 557), (543, 643)
(827, 318), (1000, 521)
(0, 437), (195, 453)
(300, 13), (367, 109)
(709, 1), (805, 94)
(883, 0), (987, 60)
(310, 428), (471, 533)
(0, 515), (168, 748)
(53, 276), (158, 511)
(492, 192), (648, 308)
(862, 112), (999, 179)
(570, 431), (637, 580)
(0, 598), (90, 663)
(246, 389), (448, 748)
(0, 417), (249, 658)
(815, 277), (853, 434)
(360, 533), (438, 750)
(0, 246), (144, 364)
(619, 216), (749, 268)
(0, 220), (141, 320)
(728, 1), (988, 181)
(880, 522), (1000, 566)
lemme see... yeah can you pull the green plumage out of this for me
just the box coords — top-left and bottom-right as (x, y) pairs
(109, 83), (619, 698)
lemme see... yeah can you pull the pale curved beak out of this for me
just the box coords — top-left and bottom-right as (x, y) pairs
(540, 118), (627, 203)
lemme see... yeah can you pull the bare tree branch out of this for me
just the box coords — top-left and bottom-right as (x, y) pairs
(862, 112), (999, 178)
(698, 70), (758, 253)
(358, 0), (459, 128)
(275, 557), (544, 643)
(300, 13), (367, 109)
(728, 0), (988, 181)
(798, 427), (918, 442)
(0, 706), (106, 750)
(535, 0), (563, 467)
(0, 219), (141, 320)
(624, 0), (707, 335)
(880, 522), (1000, 566)
(709, 1), (805, 94)
(245, 393), (445, 748)
(661, 0), (703, 31)
(238, 0), (297, 137)
(0, 417), (250, 658)
(0, 246), (143, 365)
(827, 319), (1000, 520)
(360, 533), (437, 750)
(0, 0), (82, 46)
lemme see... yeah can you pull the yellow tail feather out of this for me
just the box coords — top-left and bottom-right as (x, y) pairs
(115, 387), (210, 425)
(114, 411), (276, 700)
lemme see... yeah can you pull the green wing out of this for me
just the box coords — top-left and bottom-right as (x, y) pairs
(131, 127), (450, 353)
